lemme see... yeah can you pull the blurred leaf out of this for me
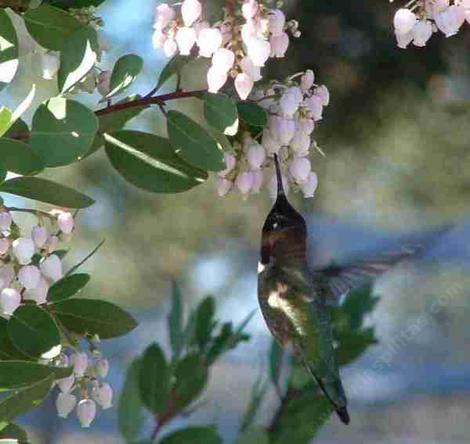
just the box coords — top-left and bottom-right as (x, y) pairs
(194, 297), (216, 350)
(167, 111), (225, 172)
(182, 309), (196, 351)
(160, 427), (221, 444)
(270, 339), (284, 389)
(204, 93), (238, 136)
(237, 427), (270, 444)
(0, 361), (71, 390)
(240, 376), (268, 433)
(0, 108), (13, 137)
(338, 284), (379, 330)
(31, 98), (98, 167)
(139, 343), (170, 415)
(168, 281), (183, 360)
(48, 0), (107, 8)
(3, 118), (28, 141)
(237, 102), (267, 128)
(156, 55), (191, 91)
(173, 353), (208, 411)
(7, 306), (60, 359)
(335, 328), (377, 366)
(24, 4), (82, 51)
(118, 358), (145, 443)
(58, 26), (98, 93)
(50, 299), (137, 339)
(0, 374), (53, 423)
(0, 10), (19, 91)
(108, 54), (143, 98)
(105, 130), (207, 193)
(0, 320), (29, 361)
(48, 273), (90, 302)
(0, 177), (94, 208)
(0, 423), (28, 441)
(206, 322), (233, 364)
(0, 139), (43, 175)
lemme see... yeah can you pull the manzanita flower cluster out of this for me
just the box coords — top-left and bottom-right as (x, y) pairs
(0, 208), (74, 315)
(393, 0), (470, 48)
(55, 340), (113, 427)
(217, 70), (328, 199)
(152, 0), (300, 99)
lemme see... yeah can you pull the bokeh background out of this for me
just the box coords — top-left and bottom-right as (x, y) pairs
(2, 0), (470, 442)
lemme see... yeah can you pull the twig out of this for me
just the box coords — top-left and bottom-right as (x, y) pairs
(66, 239), (105, 276)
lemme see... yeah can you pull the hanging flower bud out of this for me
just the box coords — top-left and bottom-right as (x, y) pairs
(41, 52), (60, 80)
(270, 32), (289, 58)
(393, 8), (417, 34)
(395, 29), (413, 49)
(235, 172), (254, 195)
(290, 132), (311, 156)
(0, 212), (12, 231)
(217, 178), (233, 196)
(181, 0), (202, 27)
(40, 254), (63, 282)
(300, 172), (319, 198)
(57, 212), (75, 235)
(242, 0), (259, 20)
(269, 9), (286, 36)
(274, 118), (296, 145)
(262, 129), (281, 155)
(304, 95), (323, 121)
(207, 66), (228, 93)
(246, 38), (271, 67)
(56, 392), (77, 418)
(93, 382), (113, 409)
(97, 71), (111, 97)
(0, 239), (9, 255)
(95, 358), (109, 378)
(18, 265), (41, 290)
(175, 27), (197, 55)
(71, 352), (88, 377)
(297, 118), (315, 135)
(212, 48), (235, 72)
(0, 288), (21, 316)
(163, 37), (178, 57)
(314, 85), (330, 106)
(246, 142), (266, 170)
(46, 235), (59, 254)
(23, 277), (49, 304)
(279, 87), (303, 117)
(77, 399), (96, 428)
(154, 4), (175, 29)
(434, 5), (465, 37)
(412, 20), (433, 47)
(57, 374), (75, 393)
(32, 226), (48, 248)
(240, 57), (262, 81)
(219, 152), (236, 177)
(300, 70), (315, 91)
(289, 157), (311, 183)
(251, 170), (264, 193)
(12, 238), (35, 265)
(0, 265), (14, 290)
(235, 73), (254, 100)
(197, 28), (223, 57)
(194, 20), (210, 37)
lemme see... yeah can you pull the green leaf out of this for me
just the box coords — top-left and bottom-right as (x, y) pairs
(0, 375), (54, 423)
(156, 55), (191, 91)
(338, 284), (379, 330)
(0, 320), (29, 361)
(50, 299), (137, 339)
(168, 281), (183, 360)
(0, 361), (70, 390)
(24, 4), (82, 51)
(0, 108), (13, 137)
(7, 306), (61, 359)
(160, 427), (222, 444)
(0, 423), (28, 441)
(58, 26), (98, 93)
(0, 10), (19, 92)
(0, 139), (43, 175)
(105, 130), (207, 193)
(237, 102), (267, 128)
(194, 297), (215, 350)
(48, 273), (90, 303)
(139, 344), (170, 415)
(167, 111), (224, 172)
(50, 0), (107, 8)
(0, 177), (94, 208)
(107, 54), (143, 98)
(31, 98), (98, 167)
(335, 328), (377, 366)
(118, 358), (145, 443)
(240, 376), (268, 432)
(237, 427), (270, 444)
(173, 354), (208, 411)
(204, 93), (238, 136)
(269, 339), (284, 389)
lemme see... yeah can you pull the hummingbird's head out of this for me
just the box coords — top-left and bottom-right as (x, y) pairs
(261, 155), (307, 265)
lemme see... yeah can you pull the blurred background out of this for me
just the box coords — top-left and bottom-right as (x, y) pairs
(2, 0), (470, 442)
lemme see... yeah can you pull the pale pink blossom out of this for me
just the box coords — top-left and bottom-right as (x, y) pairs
(300, 172), (319, 197)
(0, 288), (21, 316)
(240, 57), (262, 81)
(77, 399), (96, 428)
(269, 10), (286, 36)
(175, 27), (197, 55)
(197, 28), (223, 57)
(235, 73), (254, 100)
(393, 8), (417, 34)
(181, 0), (202, 27)
(412, 20), (433, 46)
(212, 48), (235, 72)
(246, 142), (266, 170)
(246, 38), (271, 67)
(314, 85), (330, 106)
(217, 178), (233, 196)
(18, 265), (41, 290)
(270, 32), (289, 57)
(163, 38), (178, 57)
(154, 4), (175, 29)
(289, 157), (311, 183)
(207, 66), (228, 93)
(235, 172), (254, 194)
(56, 393), (77, 419)
(300, 70), (315, 91)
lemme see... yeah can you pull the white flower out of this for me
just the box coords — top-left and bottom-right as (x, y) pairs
(41, 52), (60, 80)
(212, 48), (235, 72)
(235, 172), (254, 194)
(393, 8), (417, 34)
(95, 358), (109, 378)
(57, 212), (74, 235)
(240, 57), (262, 81)
(304, 95), (323, 121)
(246, 142), (266, 170)
(219, 152), (236, 177)
(194, 20), (210, 37)
(0, 239), (9, 255)
(246, 38), (271, 67)
(71, 352), (88, 377)
(289, 157), (311, 183)
(262, 129), (281, 154)
(46, 235), (59, 254)
(32, 225), (48, 248)
(0, 265), (14, 290)
(12, 238), (35, 265)
(395, 29), (413, 49)
(197, 28), (223, 57)
(217, 178), (232, 196)
(93, 382), (113, 409)
(40, 254), (63, 282)
(175, 27), (197, 55)
(23, 277), (49, 304)
(0, 212), (12, 231)
(97, 71), (111, 97)
(163, 37), (178, 57)
(290, 132), (311, 156)
(235, 73), (254, 100)
(300, 172), (319, 197)
(314, 85), (330, 106)
(272, 117), (296, 145)
(18, 265), (41, 290)
(56, 392), (77, 418)
(297, 118), (315, 135)
(279, 87), (303, 117)
(57, 374), (75, 393)
(269, 9), (286, 36)
(434, 5), (466, 37)
(207, 65), (228, 93)
(242, 0), (259, 20)
(270, 32), (289, 58)
(77, 399), (96, 428)
(181, 0), (202, 27)
(412, 20), (433, 47)
(0, 288), (21, 316)
(300, 70), (315, 91)
(154, 4), (175, 28)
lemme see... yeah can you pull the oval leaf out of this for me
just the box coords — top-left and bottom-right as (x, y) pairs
(31, 98), (98, 167)
(105, 130), (207, 193)
(108, 54), (143, 98)
(0, 177), (94, 208)
(156, 55), (191, 91)
(160, 427), (222, 444)
(139, 344), (170, 415)
(7, 305), (61, 358)
(50, 299), (137, 339)
(237, 102), (267, 128)
(48, 273), (90, 303)
(167, 111), (224, 172)
(0, 138), (43, 175)
(24, 4), (82, 51)
(0, 10), (19, 91)
(0, 361), (70, 390)
(173, 354), (208, 411)
(204, 93), (238, 136)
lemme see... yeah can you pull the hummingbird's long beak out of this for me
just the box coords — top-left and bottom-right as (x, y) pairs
(273, 154), (285, 198)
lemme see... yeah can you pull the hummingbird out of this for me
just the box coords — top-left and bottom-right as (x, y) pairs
(257, 154), (436, 424)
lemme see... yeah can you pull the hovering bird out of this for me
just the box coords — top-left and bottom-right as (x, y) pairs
(257, 154), (438, 424)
